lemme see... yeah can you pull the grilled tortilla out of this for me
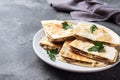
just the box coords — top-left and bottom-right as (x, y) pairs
(70, 39), (118, 63)
(75, 22), (120, 46)
(41, 20), (76, 42)
(58, 41), (106, 67)
(39, 37), (62, 51)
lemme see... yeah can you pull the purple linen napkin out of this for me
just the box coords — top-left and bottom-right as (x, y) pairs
(47, 0), (120, 25)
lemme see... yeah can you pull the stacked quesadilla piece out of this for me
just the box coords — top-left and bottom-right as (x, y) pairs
(59, 41), (106, 67)
(40, 37), (62, 51)
(41, 20), (76, 42)
(74, 22), (120, 46)
(70, 39), (118, 64)
(39, 20), (120, 67)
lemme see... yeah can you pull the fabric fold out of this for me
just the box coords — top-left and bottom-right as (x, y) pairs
(47, 0), (120, 25)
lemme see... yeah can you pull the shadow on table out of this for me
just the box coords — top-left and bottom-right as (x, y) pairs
(43, 62), (120, 80)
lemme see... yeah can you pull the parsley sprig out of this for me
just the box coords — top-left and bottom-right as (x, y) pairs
(62, 21), (73, 30)
(88, 41), (104, 52)
(90, 25), (98, 33)
(47, 49), (58, 61)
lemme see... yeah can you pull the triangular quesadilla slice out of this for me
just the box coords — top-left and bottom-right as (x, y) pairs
(58, 41), (106, 67)
(70, 39), (118, 63)
(75, 22), (120, 46)
(41, 20), (76, 42)
(39, 37), (62, 51)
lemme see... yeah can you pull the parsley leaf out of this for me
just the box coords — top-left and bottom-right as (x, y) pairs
(47, 49), (58, 61)
(90, 25), (98, 33)
(88, 41), (104, 52)
(62, 21), (73, 30)
(93, 41), (103, 47)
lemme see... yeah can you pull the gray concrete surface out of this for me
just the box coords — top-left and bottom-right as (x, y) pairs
(0, 0), (120, 80)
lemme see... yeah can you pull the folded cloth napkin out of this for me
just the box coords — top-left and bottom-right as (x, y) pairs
(47, 0), (120, 25)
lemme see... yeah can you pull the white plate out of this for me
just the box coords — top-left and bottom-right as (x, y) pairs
(33, 21), (120, 73)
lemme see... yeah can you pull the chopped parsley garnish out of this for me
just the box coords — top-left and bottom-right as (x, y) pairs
(47, 49), (58, 61)
(62, 21), (73, 30)
(88, 41), (104, 52)
(90, 25), (98, 33)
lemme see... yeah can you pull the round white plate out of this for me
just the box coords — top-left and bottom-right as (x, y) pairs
(33, 21), (120, 73)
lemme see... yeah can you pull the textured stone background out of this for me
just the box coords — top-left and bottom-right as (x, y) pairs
(0, 0), (120, 80)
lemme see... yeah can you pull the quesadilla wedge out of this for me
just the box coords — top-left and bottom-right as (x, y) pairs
(74, 22), (120, 46)
(70, 39), (118, 63)
(59, 41), (106, 67)
(39, 37), (62, 51)
(41, 20), (76, 42)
